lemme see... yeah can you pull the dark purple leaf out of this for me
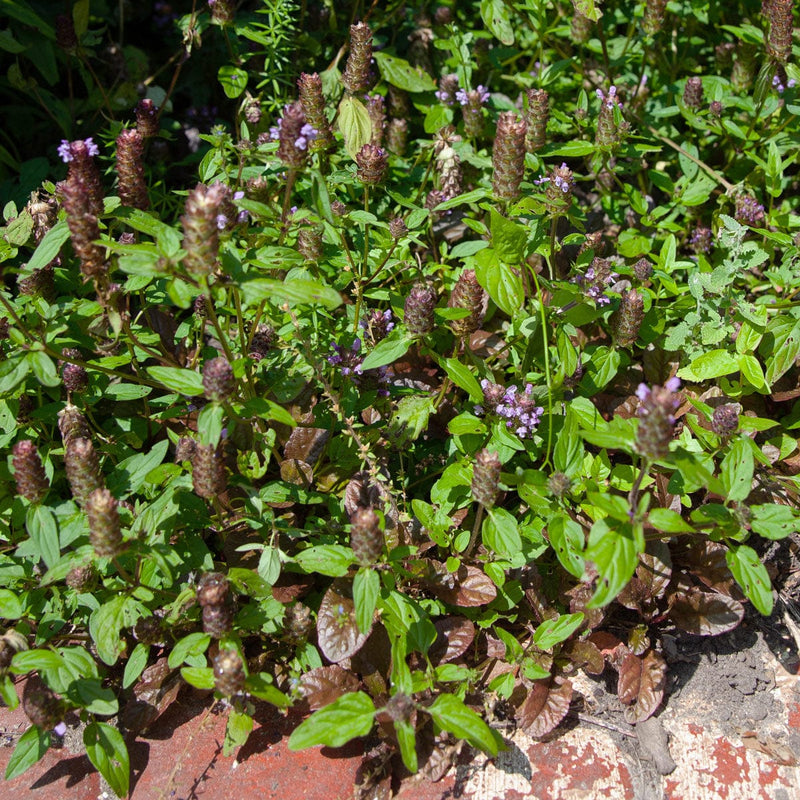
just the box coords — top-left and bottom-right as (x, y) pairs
(517, 676), (573, 738)
(317, 583), (372, 663)
(299, 665), (361, 710)
(669, 589), (744, 636)
(429, 617), (476, 664)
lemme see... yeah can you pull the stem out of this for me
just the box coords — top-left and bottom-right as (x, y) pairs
(353, 186), (370, 334)
(112, 556), (136, 586)
(628, 458), (650, 515)
(530, 269), (554, 469)
(204, 294), (236, 365)
(646, 126), (734, 191)
(546, 216), (558, 281)
(465, 505), (485, 557)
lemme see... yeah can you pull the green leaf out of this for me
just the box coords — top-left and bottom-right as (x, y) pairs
(257, 545), (282, 584)
(572, 0), (602, 21)
(0, 589), (22, 619)
(245, 674), (290, 706)
(168, 633), (211, 669)
(288, 692), (376, 750)
(295, 545), (355, 577)
(394, 395), (436, 442)
(490, 209), (527, 262)
(585, 518), (639, 608)
(338, 95), (372, 160)
(360, 329), (411, 370)
(548, 515), (584, 578)
(218, 65), (248, 98)
(107, 439), (170, 496)
(25, 504), (60, 569)
(89, 596), (127, 666)
(533, 613), (584, 650)
(440, 357), (483, 402)
(123, 643), (149, 689)
(394, 718), (418, 773)
(553, 408), (583, 477)
(648, 508), (694, 533)
(10, 648), (64, 674)
(426, 694), (501, 755)
(70, 678), (119, 716)
(480, 0), (514, 44)
(353, 568), (380, 635)
(762, 318), (800, 386)
(224, 709), (254, 757)
(181, 666), (215, 690)
(83, 722), (130, 799)
(544, 140), (595, 157)
(473, 248), (524, 316)
(27, 350), (59, 387)
(147, 366), (204, 396)
(483, 508), (522, 557)
(750, 504), (798, 540)
(197, 402), (225, 448)
(678, 349), (739, 381)
(0, 675), (18, 709)
(720, 438), (754, 503)
(241, 277), (342, 310)
(373, 51), (436, 92)
(726, 544), (773, 615)
(738, 354), (768, 392)
(5, 726), (50, 781)
(24, 220), (69, 273)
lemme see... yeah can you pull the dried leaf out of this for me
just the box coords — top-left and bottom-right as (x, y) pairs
(517, 676), (573, 737)
(284, 426), (329, 464)
(299, 665), (361, 710)
(317, 582), (372, 663)
(429, 617), (476, 664)
(617, 649), (666, 723)
(669, 589), (744, 636)
(428, 562), (497, 607)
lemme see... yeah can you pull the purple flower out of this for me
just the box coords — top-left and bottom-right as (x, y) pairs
(773, 74), (797, 93)
(58, 137), (100, 163)
(456, 85), (490, 106)
(573, 258), (618, 306)
(54, 721), (67, 736)
(294, 123), (318, 151)
(476, 379), (543, 439)
(596, 85), (622, 110)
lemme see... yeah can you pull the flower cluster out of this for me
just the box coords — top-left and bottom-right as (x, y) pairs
(734, 194), (765, 227)
(435, 74), (459, 105)
(360, 309), (394, 345)
(475, 380), (544, 440)
(270, 117), (318, 152)
(328, 338), (389, 395)
(635, 378), (681, 461)
(573, 257), (619, 305)
(455, 85), (490, 106)
(689, 225), (713, 254)
(772, 74), (797, 93)
(58, 137), (99, 162)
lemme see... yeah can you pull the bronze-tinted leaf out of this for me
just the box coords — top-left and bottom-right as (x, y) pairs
(283, 426), (329, 464)
(638, 542), (672, 599)
(564, 581), (605, 631)
(298, 665), (361, 710)
(279, 458), (314, 486)
(429, 616), (476, 664)
(120, 657), (181, 734)
(683, 540), (735, 595)
(317, 582), (372, 663)
(563, 639), (604, 675)
(517, 676), (573, 738)
(668, 588), (744, 636)
(344, 471), (381, 516)
(427, 562), (497, 607)
(617, 649), (667, 723)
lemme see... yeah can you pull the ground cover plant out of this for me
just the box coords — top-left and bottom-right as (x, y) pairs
(1, 0), (800, 795)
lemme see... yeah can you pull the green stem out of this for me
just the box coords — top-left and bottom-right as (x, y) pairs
(465, 505), (485, 558)
(530, 269), (554, 469)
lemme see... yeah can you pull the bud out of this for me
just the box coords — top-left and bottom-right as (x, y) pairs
(175, 436), (197, 463)
(58, 404), (90, 444)
(203, 603), (235, 638)
(492, 112), (527, 202)
(12, 440), (49, 504)
(709, 100), (723, 116)
(331, 200), (348, 217)
(243, 96), (262, 125)
(350, 507), (383, 565)
(283, 602), (314, 643)
(297, 224), (324, 262)
(133, 616), (163, 645)
(547, 472), (572, 497)
(209, 0), (234, 25)
(404, 282), (436, 336)
(65, 437), (104, 506)
(689, 225), (712, 254)
(460, 86), (490, 138)
(386, 692), (414, 722)
(731, 44), (757, 92)
(27, 191), (59, 245)
(197, 572), (231, 607)
(213, 649), (245, 696)
(86, 487), (123, 558)
(55, 14), (78, 52)
(434, 6), (453, 24)
(543, 162), (574, 216)
(273, 102), (315, 169)
(61, 350), (88, 394)
(642, 0), (667, 35)
(202, 356), (235, 403)
(59, 171), (105, 280)
(181, 182), (227, 276)
(633, 257), (653, 281)
(249, 324), (275, 361)
(448, 269), (484, 337)
(22, 677), (63, 730)
(595, 86), (628, 151)
(192, 443), (226, 499)
(472, 449), (501, 509)
(116, 128), (149, 210)
(712, 403), (740, 437)
(19, 263), (56, 302)
(683, 77), (704, 108)
(66, 564), (97, 592)
(386, 118), (409, 155)
(524, 89), (549, 152)
(366, 94), (386, 146)
(136, 99), (159, 138)
(297, 73), (334, 153)
(436, 73), (460, 106)
(611, 289), (644, 348)
(634, 378), (681, 461)
(570, 12), (593, 42)
(342, 22), (373, 95)
(766, 0), (794, 65)
(735, 194), (765, 227)
(389, 217), (407, 239)
(355, 143), (388, 186)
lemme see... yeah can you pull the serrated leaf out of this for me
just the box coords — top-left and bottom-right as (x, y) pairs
(586, 518), (639, 608)
(288, 692), (376, 749)
(298, 665), (361, 710)
(242, 277), (342, 310)
(750, 504), (798, 540)
(430, 617), (475, 664)
(428, 563), (497, 607)
(489, 209), (527, 262)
